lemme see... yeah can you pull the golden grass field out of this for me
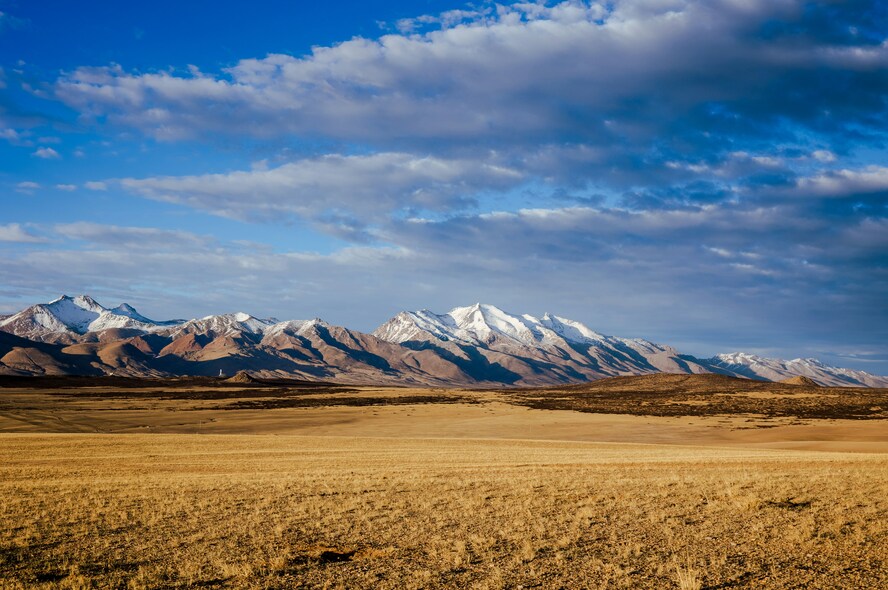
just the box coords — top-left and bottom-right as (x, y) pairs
(1, 376), (887, 589)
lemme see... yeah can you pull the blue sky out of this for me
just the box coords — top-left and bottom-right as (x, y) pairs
(1, 0), (886, 372)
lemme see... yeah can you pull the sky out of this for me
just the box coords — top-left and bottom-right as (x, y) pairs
(0, 0), (886, 373)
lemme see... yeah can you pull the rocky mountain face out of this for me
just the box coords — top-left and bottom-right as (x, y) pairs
(0, 296), (885, 387)
(372, 303), (716, 385)
(0, 295), (182, 344)
(706, 352), (888, 388)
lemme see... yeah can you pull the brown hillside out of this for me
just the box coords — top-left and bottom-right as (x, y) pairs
(225, 370), (261, 384)
(159, 334), (206, 357)
(782, 375), (821, 386)
(97, 342), (148, 369)
(1, 347), (73, 375)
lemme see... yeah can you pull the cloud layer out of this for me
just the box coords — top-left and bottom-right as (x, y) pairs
(2, 1), (886, 371)
(58, 1), (887, 159)
(120, 152), (523, 233)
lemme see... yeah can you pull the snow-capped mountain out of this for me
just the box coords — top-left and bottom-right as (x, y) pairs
(1, 296), (885, 387)
(373, 303), (714, 382)
(374, 303), (604, 347)
(162, 312), (278, 339)
(378, 303), (644, 349)
(708, 353), (888, 388)
(0, 295), (182, 342)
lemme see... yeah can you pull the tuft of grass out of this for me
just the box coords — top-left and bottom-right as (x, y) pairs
(674, 557), (702, 590)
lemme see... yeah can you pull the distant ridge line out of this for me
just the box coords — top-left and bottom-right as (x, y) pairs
(0, 295), (884, 387)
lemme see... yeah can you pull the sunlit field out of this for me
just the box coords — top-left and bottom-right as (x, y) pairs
(2, 434), (886, 589)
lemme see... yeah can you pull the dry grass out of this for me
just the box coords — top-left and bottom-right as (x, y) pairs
(510, 373), (888, 420)
(1, 434), (886, 589)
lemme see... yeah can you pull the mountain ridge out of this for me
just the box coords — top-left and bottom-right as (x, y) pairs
(0, 295), (885, 387)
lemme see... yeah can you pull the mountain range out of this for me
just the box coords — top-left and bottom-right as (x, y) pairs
(0, 295), (885, 387)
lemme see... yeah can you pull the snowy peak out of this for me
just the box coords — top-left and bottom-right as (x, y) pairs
(0, 294), (108, 337)
(709, 352), (888, 388)
(168, 312), (276, 338)
(0, 294), (180, 340)
(371, 303), (706, 380)
(714, 352), (766, 366)
(1, 295), (885, 387)
(43, 296), (104, 331)
(373, 309), (460, 343)
(262, 318), (329, 338)
(74, 295), (104, 311)
(376, 303), (629, 348)
(110, 303), (153, 323)
(539, 313), (608, 344)
(447, 303), (543, 344)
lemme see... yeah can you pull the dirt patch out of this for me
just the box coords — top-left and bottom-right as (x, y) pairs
(765, 498), (812, 511)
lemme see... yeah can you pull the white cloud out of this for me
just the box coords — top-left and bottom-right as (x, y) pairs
(56, 0), (886, 154)
(796, 166), (888, 197)
(0, 226), (417, 329)
(15, 181), (40, 193)
(0, 205), (882, 362)
(55, 222), (212, 249)
(55, 184), (77, 191)
(32, 147), (60, 159)
(2, 1), (883, 367)
(120, 152), (523, 223)
(811, 150), (836, 162)
(0, 223), (45, 243)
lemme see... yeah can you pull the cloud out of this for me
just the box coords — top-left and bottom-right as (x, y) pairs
(0, 224), (416, 326)
(15, 181), (40, 193)
(55, 222), (212, 250)
(0, 223), (45, 243)
(4, 1), (884, 371)
(32, 147), (60, 159)
(795, 165), (888, 198)
(0, 10), (26, 33)
(56, 1), (888, 160)
(378, 198), (887, 350)
(0, 207), (883, 372)
(51, 0), (888, 223)
(119, 152), (523, 225)
(811, 150), (836, 163)
(55, 184), (77, 191)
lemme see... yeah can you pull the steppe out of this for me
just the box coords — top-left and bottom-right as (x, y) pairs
(1, 374), (887, 588)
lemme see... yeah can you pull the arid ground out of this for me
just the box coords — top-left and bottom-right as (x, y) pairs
(1, 375), (887, 588)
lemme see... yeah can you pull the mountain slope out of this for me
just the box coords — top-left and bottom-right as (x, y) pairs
(373, 303), (715, 385)
(0, 296), (885, 387)
(0, 295), (182, 342)
(0, 331), (102, 376)
(706, 353), (888, 388)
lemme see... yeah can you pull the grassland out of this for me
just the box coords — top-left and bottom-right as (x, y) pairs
(1, 375), (887, 588)
(2, 435), (887, 589)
